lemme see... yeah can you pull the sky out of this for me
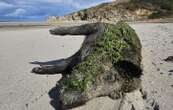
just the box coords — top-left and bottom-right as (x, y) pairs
(0, 0), (113, 21)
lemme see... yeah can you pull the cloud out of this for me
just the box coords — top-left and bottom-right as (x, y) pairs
(0, 1), (14, 9)
(0, 0), (114, 21)
(79, 0), (114, 8)
(5, 8), (26, 17)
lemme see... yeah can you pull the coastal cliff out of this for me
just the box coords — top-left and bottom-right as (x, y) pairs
(47, 0), (173, 23)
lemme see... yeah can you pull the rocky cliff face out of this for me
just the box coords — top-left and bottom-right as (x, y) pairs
(47, 0), (173, 23)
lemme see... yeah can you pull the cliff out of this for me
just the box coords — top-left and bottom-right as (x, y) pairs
(47, 0), (173, 23)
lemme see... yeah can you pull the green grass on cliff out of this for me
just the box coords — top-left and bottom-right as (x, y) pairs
(133, 0), (173, 18)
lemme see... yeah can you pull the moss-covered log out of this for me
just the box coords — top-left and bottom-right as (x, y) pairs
(32, 21), (142, 109)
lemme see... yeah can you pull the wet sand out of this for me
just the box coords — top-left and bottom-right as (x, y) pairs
(0, 23), (173, 110)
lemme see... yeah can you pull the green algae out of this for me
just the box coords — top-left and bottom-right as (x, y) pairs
(62, 22), (137, 92)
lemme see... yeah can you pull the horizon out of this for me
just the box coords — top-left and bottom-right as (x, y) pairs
(0, 0), (113, 22)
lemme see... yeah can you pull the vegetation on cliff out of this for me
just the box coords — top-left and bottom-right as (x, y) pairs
(47, 0), (173, 22)
(133, 0), (173, 18)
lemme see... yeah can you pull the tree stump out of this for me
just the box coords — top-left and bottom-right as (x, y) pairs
(32, 21), (144, 109)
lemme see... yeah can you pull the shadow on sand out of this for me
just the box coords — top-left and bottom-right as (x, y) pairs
(30, 60), (65, 110)
(49, 84), (64, 110)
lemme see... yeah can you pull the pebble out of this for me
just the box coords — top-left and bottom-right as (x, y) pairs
(152, 62), (156, 66)
(157, 68), (160, 71)
(159, 62), (163, 65)
(25, 103), (29, 108)
(147, 98), (160, 110)
(169, 70), (173, 72)
(168, 73), (172, 76)
(142, 91), (147, 100)
(131, 105), (135, 110)
(154, 104), (160, 110)
(164, 56), (173, 62)
(160, 72), (163, 75)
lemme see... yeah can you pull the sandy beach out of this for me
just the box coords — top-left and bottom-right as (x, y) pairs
(0, 23), (173, 110)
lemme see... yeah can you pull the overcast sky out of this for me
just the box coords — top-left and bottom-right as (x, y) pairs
(0, 0), (113, 21)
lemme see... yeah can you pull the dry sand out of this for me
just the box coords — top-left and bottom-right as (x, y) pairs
(0, 23), (173, 110)
(131, 23), (173, 110)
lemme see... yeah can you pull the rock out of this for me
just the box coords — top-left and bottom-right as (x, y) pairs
(160, 72), (164, 75)
(140, 89), (148, 100)
(32, 21), (157, 109)
(164, 56), (173, 62)
(168, 73), (172, 76)
(156, 68), (160, 71)
(169, 70), (173, 72)
(147, 98), (160, 110)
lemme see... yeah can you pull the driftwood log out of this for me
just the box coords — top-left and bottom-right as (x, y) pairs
(32, 21), (144, 109)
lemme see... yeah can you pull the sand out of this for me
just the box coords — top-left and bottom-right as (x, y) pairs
(131, 23), (173, 110)
(0, 23), (173, 110)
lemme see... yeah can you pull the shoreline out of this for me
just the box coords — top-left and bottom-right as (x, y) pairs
(0, 22), (52, 29)
(0, 17), (173, 29)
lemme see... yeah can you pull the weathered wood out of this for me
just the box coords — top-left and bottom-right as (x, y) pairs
(32, 21), (143, 109)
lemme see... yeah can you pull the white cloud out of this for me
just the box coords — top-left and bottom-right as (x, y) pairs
(5, 8), (26, 17)
(39, 0), (63, 3)
(2, 0), (80, 10)
(0, 2), (14, 9)
(81, 0), (114, 8)
(0, 0), (114, 21)
(34, 0), (81, 8)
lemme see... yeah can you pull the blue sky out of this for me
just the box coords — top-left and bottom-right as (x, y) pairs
(0, 0), (113, 21)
